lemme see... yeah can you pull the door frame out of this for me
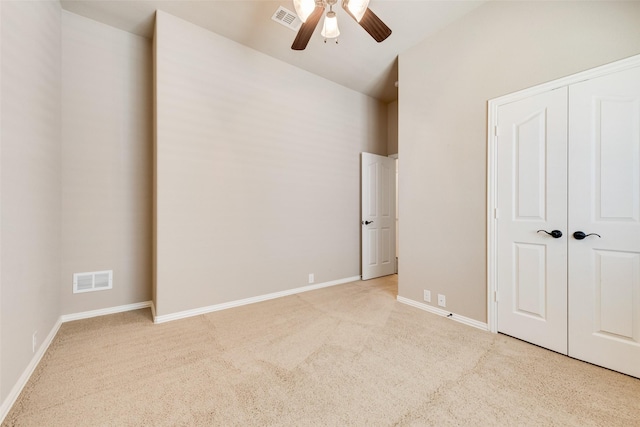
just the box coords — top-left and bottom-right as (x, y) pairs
(486, 53), (640, 333)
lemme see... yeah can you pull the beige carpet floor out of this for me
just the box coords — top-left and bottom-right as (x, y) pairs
(3, 275), (640, 426)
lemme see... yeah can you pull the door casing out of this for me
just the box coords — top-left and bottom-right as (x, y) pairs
(486, 53), (640, 333)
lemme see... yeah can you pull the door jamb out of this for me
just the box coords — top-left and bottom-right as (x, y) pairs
(486, 54), (640, 334)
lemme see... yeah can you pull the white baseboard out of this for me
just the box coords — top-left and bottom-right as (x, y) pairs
(154, 276), (361, 324)
(0, 317), (62, 424)
(396, 296), (489, 331)
(60, 301), (152, 323)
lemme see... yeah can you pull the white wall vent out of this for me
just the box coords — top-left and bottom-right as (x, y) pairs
(271, 6), (302, 32)
(73, 270), (113, 294)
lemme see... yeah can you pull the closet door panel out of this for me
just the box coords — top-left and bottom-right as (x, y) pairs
(568, 66), (640, 379)
(496, 88), (568, 354)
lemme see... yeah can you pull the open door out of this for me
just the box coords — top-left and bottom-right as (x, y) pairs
(361, 153), (396, 280)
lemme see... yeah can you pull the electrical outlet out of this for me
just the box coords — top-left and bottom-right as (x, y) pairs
(423, 290), (431, 303)
(32, 331), (37, 353)
(308, 273), (314, 284)
(438, 294), (446, 307)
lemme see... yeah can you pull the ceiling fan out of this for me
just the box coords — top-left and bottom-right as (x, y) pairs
(291, 0), (392, 50)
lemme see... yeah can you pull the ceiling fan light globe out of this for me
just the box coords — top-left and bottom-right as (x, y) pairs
(321, 12), (340, 39)
(293, 0), (317, 23)
(345, 0), (369, 22)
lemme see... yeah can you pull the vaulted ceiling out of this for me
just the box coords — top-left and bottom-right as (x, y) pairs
(60, 1), (484, 102)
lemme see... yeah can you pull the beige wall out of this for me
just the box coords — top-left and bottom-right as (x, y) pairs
(154, 11), (387, 317)
(387, 101), (398, 156)
(398, 1), (640, 322)
(60, 11), (152, 314)
(1, 0), (62, 402)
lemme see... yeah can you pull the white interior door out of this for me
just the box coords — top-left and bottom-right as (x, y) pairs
(361, 152), (396, 280)
(568, 66), (640, 378)
(496, 88), (569, 354)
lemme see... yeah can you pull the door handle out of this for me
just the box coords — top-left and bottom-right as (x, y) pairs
(573, 231), (601, 240)
(537, 229), (563, 238)
(362, 220), (374, 225)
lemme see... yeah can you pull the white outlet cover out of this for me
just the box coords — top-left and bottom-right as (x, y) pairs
(438, 294), (446, 307)
(308, 273), (314, 284)
(423, 290), (431, 302)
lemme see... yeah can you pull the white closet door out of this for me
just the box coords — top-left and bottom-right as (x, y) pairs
(496, 88), (568, 354)
(568, 66), (640, 378)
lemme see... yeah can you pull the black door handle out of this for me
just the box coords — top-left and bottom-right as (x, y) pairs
(573, 231), (601, 240)
(362, 220), (374, 225)
(537, 229), (563, 238)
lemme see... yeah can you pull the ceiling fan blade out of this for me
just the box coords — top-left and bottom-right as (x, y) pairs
(291, 6), (325, 50)
(358, 8), (392, 42)
(342, 1), (391, 43)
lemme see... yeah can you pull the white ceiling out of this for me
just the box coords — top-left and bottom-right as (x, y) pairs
(60, 0), (485, 103)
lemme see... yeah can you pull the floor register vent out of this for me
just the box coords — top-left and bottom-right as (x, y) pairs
(73, 270), (113, 294)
